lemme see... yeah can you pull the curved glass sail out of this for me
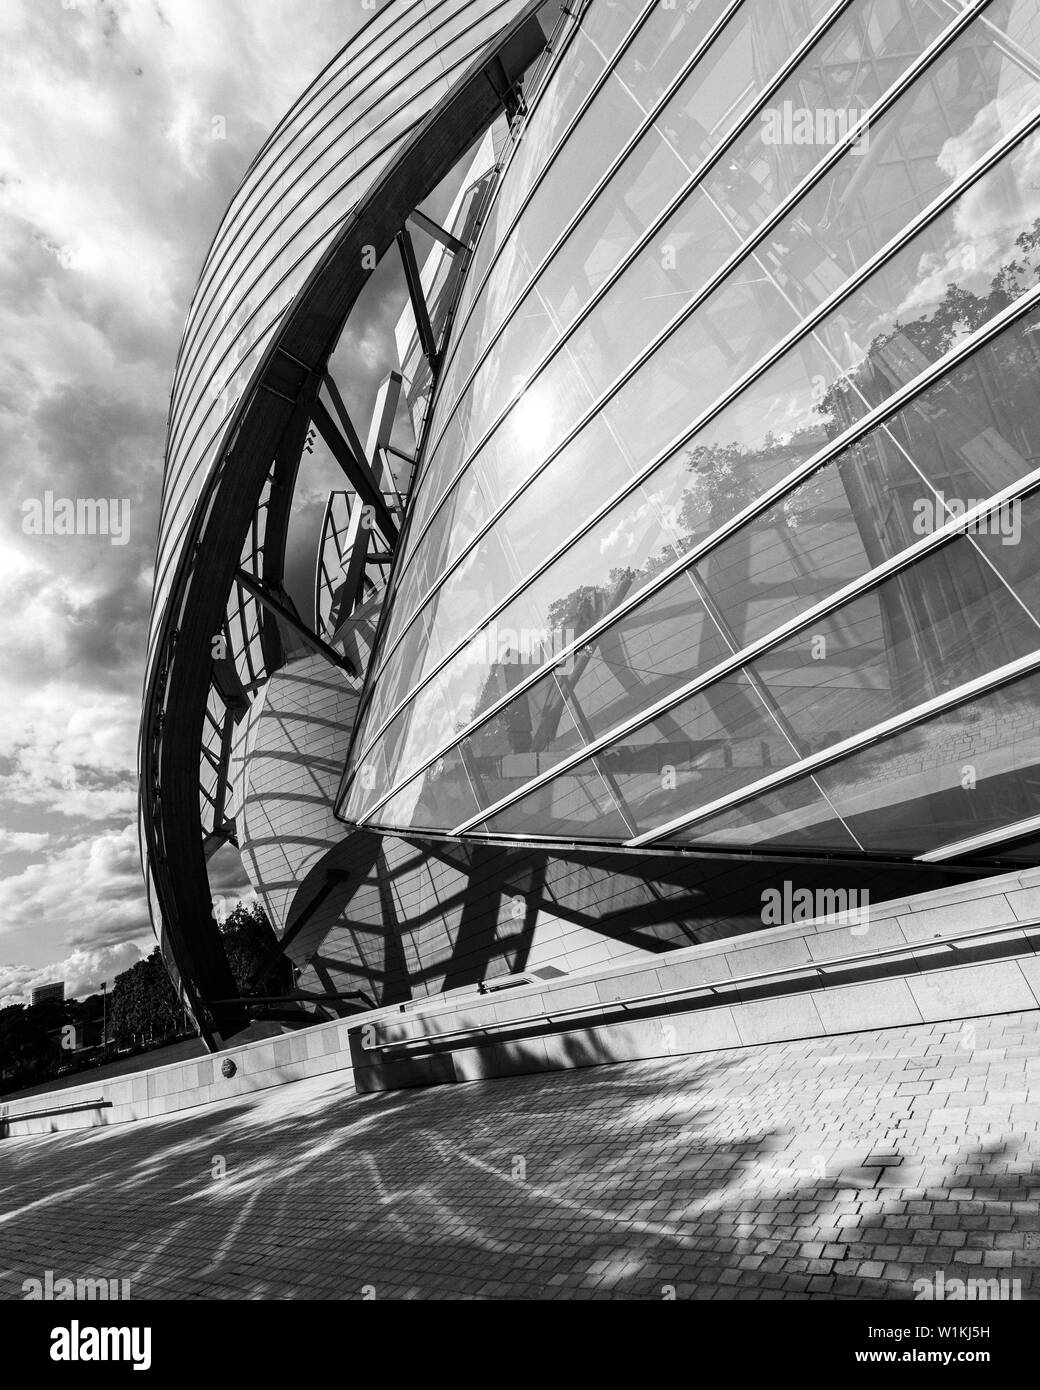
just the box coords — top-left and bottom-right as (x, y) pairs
(343, 0), (1040, 866)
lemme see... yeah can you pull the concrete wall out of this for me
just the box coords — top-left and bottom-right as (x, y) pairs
(0, 1017), (359, 1139)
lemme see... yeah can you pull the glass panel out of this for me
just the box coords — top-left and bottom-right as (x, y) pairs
(369, 574), (729, 824)
(386, 466), (498, 641)
(693, 446), (927, 649)
(666, 669), (1040, 855)
(746, 527), (1040, 753)
(813, 669), (1040, 853)
(364, 294), (1040, 795)
(481, 5), (702, 300)
(563, 575), (734, 740)
(976, 487), (1040, 622)
(380, 457), (1040, 833)
(369, 742), (481, 833)
(461, 669), (587, 810)
(432, 265), (798, 581)
(675, 776), (862, 851)
(443, 0), (653, 364)
(482, 671), (797, 839)
(475, 758), (631, 839)
(348, 2), (1040, 813)
(363, 605), (439, 738)
(602, 675), (798, 837)
(378, 582), (550, 779)
(340, 735), (392, 824)
(389, 4), (1040, 650)
(442, 0), (785, 411)
(445, 0), (913, 471)
(435, 581), (737, 819)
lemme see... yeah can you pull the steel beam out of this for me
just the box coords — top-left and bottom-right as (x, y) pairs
(408, 208), (470, 258)
(311, 393), (400, 546)
(396, 227), (439, 365)
(235, 570), (357, 676)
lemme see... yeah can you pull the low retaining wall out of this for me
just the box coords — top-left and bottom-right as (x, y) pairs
(0, 1016), (360, 1138)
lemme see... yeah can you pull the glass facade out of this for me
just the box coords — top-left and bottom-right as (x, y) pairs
(146, 0), (544, 684)
(343, 0), (1040, 864)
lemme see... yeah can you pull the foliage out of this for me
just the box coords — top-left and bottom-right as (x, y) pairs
(0, 1004), (58, 1086)
(109, 948), (181, 1048)
(219, 901), (293, 997)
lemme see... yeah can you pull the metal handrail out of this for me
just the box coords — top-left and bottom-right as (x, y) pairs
(1, 1097), (111, 1124)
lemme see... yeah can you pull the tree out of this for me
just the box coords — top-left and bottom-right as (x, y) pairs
(0, 1003), (59, 1087)
(109, 949), (181, 1048)
(219, 902), (293, 997)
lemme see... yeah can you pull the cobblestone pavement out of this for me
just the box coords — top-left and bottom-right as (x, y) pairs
(2, 1010), (1040, 1300)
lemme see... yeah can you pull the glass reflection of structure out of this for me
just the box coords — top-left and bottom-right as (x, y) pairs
(340, 0), (1040, 867)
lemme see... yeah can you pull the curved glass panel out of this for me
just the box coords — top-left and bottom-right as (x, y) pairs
(347, 0), (1040, 856)
(677, 666), (1040, 856)
(146, 0), (547, 688)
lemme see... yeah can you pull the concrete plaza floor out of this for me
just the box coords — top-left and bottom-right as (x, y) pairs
(2, 1009), (1039, 1300)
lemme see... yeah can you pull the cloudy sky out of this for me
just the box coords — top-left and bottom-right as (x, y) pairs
(0, 0), (381, 1002)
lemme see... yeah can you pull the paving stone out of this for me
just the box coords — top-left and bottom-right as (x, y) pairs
(1, 1008), (1039, 1299)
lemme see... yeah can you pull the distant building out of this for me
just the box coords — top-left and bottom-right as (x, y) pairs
(31, 982), (64, 1007)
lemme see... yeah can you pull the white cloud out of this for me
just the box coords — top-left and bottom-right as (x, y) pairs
(212, 889), (260, 924)
(0, 1), (366, 986)
(0, 822), (149, 947)
(0, 829), (51, 854)
(0, 939), (149, 1005)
